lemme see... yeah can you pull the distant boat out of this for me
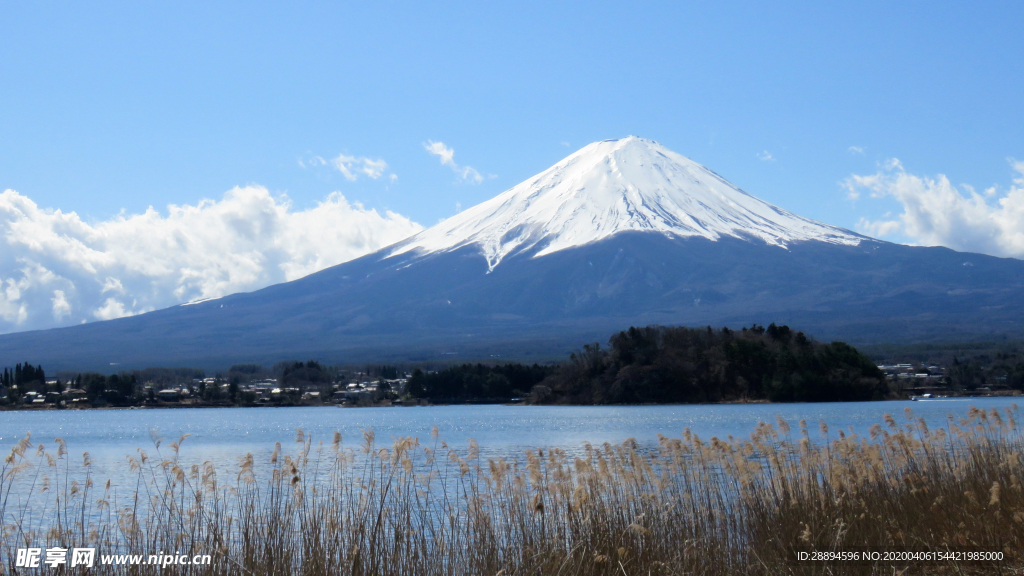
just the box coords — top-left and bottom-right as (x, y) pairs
(910, 393), (958, 401)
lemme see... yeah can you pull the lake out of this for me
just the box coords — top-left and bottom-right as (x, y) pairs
(1, 398), (1019, 489)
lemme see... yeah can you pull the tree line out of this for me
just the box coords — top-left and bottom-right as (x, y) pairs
(529, 324), (889, 404)
(406, 363), (554, 401)
(3, 323), (891, 407)
(945, 355), (1024, 391)
(2, 362), (46, 389)
(402, 324), (888, 405)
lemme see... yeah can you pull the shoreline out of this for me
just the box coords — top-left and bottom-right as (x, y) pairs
(2, 390), (1020, 413)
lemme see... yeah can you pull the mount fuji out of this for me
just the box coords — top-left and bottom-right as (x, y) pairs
(4, 137), (1024, 370)
(389, 137), (862, 270)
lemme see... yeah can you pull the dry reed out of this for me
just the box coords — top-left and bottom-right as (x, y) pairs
(2, 407), (1023, 575)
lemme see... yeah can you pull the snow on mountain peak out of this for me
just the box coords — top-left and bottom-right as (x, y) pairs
(390, 136), (863, 270)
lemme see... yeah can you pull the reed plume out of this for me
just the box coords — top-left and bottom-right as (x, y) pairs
(0, 406), (1021, 574)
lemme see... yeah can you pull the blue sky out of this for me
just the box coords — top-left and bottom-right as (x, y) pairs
(2, 1), (1020, 224)
(1, 1), (1023, 332)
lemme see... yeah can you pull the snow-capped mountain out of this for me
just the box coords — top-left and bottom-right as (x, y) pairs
(392, 137), (862, 270)
(4, 137), (1024, 370)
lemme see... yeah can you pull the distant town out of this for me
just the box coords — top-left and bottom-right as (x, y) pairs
(877, 360), (1019, 399)
(1, 361), (418, 409)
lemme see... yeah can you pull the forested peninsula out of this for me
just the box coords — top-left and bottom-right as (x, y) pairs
(407, 324), (889, 405)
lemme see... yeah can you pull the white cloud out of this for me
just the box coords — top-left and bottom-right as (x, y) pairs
(848, 146), (865, 155)
(423, 140), (489, 184)
(423, 141), (455, 165)
(101, 277), (124, 294)
(846, 158), (1024, 258)
(332, 154), (390, 181)
(855, 217), (901, 238)
(300, 152), (393, 181)
(93, 297), (135, 321)
(757, 150), (774, 162)
(297, 156), (326, 169)
(51, 290), (71, 319)
(1, 276), (29, 325)
(0, 186), (423, 334)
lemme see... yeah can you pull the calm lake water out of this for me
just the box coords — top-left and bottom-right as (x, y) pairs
(1, 398), (1018, 488)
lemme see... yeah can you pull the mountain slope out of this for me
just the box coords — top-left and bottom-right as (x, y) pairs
(2, 137), (1023, 371)
(391, 137), (862, 270)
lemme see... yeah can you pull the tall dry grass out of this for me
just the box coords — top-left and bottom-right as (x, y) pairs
(2, 406), (1022, 575)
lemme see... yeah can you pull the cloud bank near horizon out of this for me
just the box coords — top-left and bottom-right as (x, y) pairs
(0, 187), (423, 334)
(847, 159), (1024, 259)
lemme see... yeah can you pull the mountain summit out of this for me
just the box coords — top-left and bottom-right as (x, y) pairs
(393, 137), (861, 270)
(3, 137), (1024, 370)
